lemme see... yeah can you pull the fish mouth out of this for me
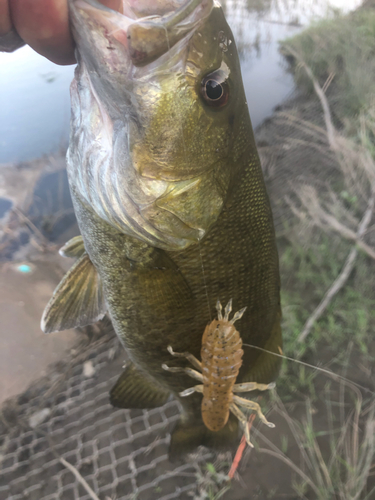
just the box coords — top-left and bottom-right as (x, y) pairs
(68, 0), (225, 251)
(72, 0), (213, 66)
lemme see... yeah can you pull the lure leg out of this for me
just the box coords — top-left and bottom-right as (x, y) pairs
(229, 403), (253, 448)
(232, 395), (275, 428)
(167, 345), (202, 371)
(161, 364), (203, 383)
(233, 381), (275, 393)
(179, 384), (204, 397)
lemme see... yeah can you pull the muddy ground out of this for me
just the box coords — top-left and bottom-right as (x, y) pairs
(0, 156), (80, 405)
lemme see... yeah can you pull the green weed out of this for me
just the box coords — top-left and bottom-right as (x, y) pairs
(194, 458), (232, 500)
(277, 226), (375, 398)
(281, 9), (375, 126)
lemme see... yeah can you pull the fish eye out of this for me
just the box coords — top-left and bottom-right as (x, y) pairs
(201, 70), (229, 107)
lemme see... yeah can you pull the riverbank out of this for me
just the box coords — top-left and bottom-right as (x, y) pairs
(227, 3), (375, 498)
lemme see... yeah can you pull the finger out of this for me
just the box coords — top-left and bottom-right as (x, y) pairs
(10, 0), (76, 65)
(0, 0), (13, 35)
(100, 0), (123, 10)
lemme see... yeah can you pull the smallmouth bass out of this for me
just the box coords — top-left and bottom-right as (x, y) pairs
(42, 0), (282, 455)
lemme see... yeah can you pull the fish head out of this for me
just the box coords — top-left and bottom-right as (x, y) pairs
(68, 0), (250, 250)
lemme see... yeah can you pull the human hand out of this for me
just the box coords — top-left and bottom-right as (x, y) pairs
(0, 0), (76, 64)
(0, 0), (126, 65)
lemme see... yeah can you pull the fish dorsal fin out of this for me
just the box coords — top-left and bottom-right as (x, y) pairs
(41, 252), (107, 333)
(110, 362), (170, 409)
(59, 235), (85, 258)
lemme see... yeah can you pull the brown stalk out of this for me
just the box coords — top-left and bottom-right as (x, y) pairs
(298, 188), (375, 343)
(282, 45), (375, 342)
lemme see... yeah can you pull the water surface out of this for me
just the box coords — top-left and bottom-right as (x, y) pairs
(0, 0), (362, 164)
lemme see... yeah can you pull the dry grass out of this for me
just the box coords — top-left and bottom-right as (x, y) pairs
(277, 44), (375, 343)
(253, 385), (375, 500)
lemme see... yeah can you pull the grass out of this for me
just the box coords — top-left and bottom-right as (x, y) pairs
(280, 7), (375, 129)
(275, 225), (375, 406)
(233, 5), (375, 498)
(271, 2), (375, 395)
(280, 231), (375, 350)
(193, 458), (232, 499)
(254, 387), (375, 500)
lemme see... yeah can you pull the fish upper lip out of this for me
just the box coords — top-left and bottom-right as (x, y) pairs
(129, 0), (214, 66)
(72, 0), (214, 66)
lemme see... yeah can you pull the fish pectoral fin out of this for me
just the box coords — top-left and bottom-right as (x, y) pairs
(110, 362), (170, 409)
(41, 252), (107, 333)
(59, 235), (86, 258)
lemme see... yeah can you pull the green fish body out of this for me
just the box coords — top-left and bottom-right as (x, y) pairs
(42, 0), (282, 455)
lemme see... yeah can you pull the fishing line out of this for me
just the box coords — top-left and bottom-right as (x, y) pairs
(161, 10), (213, 322)
(161, 24), (171, 53)
(198, 240), (212, 322)
(242, 342), (375, 395)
